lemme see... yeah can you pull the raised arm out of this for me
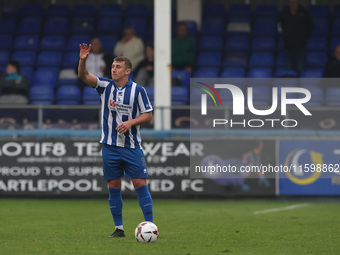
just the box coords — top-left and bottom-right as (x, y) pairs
(78, 43), (97, 88)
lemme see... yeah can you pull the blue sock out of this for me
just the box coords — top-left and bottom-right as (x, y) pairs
(108, 188), (123, 227)
(136, 185), (153, 222)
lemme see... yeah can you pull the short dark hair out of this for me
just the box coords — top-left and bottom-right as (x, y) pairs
(8, 60), (21, 73)
(113, 56), (132, 69)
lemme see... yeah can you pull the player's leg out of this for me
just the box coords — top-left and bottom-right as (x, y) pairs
(102, 144), (125, 237)
(107, 179), (124, 235)
(132, 178), (153, 222)
(123, 147), (153, 222)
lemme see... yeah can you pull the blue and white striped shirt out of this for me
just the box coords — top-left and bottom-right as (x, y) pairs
(95, 77), (153, 149)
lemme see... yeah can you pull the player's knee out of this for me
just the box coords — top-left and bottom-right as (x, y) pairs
(132, 178), (147, 189)
(107, 179), (121, 189)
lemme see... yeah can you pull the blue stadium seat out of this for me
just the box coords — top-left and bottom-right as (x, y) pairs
(222, 51), (248, 67)
(253, 17), (277, 36)
(44, 17), (68, 35)
(249, 52), (274, 67)
(199, 36), (223, 52)
(196, 52), (222, 68)
(67, 35), (91, 51)
(312, 18), (329, 36)
(201, 17), (225, 35)
(251, 36), (276, 51)
(306, 52), (328, 67)
(330, 37), (340, 51)
(72, 4), (96, 16)
(21, 4), (44, 16)
(58, 69), (78, 86)
(334, 5), (340, 18)
(40, 35), (65, 51)
(99, 4), (123, 17)
(123, 18), (147, 36)
(0, 17), (16, 34)
(56, 85), (82, 105)
(97, 17), (122, 35)
(0, 51), (10, 66)
(325, 87), (340, 106)
(224, 36), (249, 51)
(277, 36), (284, 51)
(255, 5), (278, 17)
(98, 36), (117, 54)
(63, 52), (80, 69)
(11, 51), (36, 67)
(14, 35), (39, 50)
(220, 67), (246, 78)
(307, 37), (328, 51)
(83, 86), (100, 105)
(144, 86), (154, 104)
(276, 52), (287, 68)
(0, 35), (13, 50)
(37, 51), (63, 68)
(21, 67), (33, 86)
(301, 68), (324, 78)
(308, 5), (330, 18)
(125, 3), (148, 17)
(274, 68), (298, 77)
(228, 4), (252, 17)
(172, 87), (189, 105)
(3, 3), (19, 17)
(202, 3), (226, 17)
(33, 68), (59, 88)
(226, 17), (251, 35)
(70, 17), (95, 34)
(332, 18), (340, 36)
(47, 4), (70, 16)
(172, 70), (191, 88)
(193, 68), (219, 78)
(300, 86), (323, 106)
(29, 86), (55, 105)
(247, 68), (273, 78)
(176, 21), (198, 36)
(17, 17), (42, 34)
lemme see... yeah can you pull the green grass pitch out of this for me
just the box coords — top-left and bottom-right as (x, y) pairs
(0, 199), (339, 255)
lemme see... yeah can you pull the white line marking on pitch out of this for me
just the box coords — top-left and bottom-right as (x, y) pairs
(253, 203), (310, 215)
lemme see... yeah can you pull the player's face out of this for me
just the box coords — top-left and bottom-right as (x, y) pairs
(111, 61), (130, 82)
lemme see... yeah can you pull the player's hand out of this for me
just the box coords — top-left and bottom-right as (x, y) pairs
(79, 43), (92, 60)
(116, 121), (133, 134)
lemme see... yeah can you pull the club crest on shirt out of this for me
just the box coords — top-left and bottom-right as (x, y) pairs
(117, 91), (124, 104)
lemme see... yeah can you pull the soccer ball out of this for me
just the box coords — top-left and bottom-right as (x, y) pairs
(135, 221), (159, 243)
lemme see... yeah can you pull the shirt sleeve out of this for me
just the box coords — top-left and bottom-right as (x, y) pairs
(94, 77), (111, 95)
(137, 87), (153, 113)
